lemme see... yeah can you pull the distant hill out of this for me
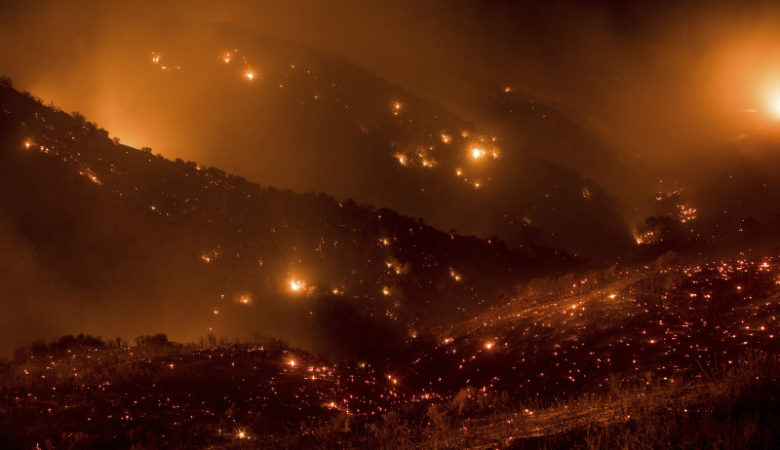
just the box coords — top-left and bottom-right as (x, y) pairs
(682, 132), (780, 238)
(0, 81), (572, 357)
(60, 23), (637, 259)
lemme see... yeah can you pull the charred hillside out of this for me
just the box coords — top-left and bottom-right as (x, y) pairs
(0, 81), (571, 357)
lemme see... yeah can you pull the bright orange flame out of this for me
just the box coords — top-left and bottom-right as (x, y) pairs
(470, 146), (486, 160)
(244, 70), (256, 81)
(289, 279), (305, 293)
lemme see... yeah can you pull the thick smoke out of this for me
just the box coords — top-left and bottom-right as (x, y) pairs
(3, 0), (780, 355)
(3, 1), (780, 162)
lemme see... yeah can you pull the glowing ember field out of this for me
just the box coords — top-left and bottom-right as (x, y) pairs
(1, 254), (777, 448)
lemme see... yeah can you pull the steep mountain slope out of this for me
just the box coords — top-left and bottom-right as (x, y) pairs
(479, 93), (647, 199)
(0, 82), (571, 357)
(50, 23), (637, 258)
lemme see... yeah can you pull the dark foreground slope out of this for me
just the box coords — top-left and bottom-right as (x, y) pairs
(0, 81), (570, 357)
(0, 252), (776, 449)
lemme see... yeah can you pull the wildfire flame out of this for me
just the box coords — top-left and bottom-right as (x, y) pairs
(289, 279), (306, 293)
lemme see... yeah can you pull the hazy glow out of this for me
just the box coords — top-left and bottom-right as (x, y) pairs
(768, 90), (780, 119)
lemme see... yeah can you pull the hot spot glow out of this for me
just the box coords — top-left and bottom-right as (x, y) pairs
(289, 279), (305, 292)
(768, 90), (780, 119)
(470, 146), (487, 160)
(244, 70), (256, 81)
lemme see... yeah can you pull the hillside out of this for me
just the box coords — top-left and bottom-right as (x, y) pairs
(0, 81), (572, 357)
(35, 23), (638, 259)
(0, 252), (776, 448)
